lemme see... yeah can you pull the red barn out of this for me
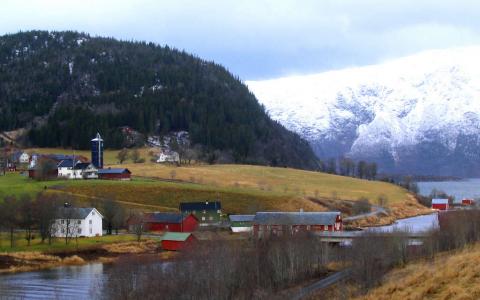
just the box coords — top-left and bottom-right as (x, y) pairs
(253, 211), (342, 238)
(98, 168), (131, 180)
(462, 198), (475, 206)
(432, 198), (449, 210)
(143, 213), (198, 232)
(161, 232), (196, 251)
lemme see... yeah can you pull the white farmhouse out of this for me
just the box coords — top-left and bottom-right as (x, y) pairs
(53, 207), (103, 238)
(157, 150), (180, 163)
(19, 152), (30, 164)
(57, 161), (98, 179)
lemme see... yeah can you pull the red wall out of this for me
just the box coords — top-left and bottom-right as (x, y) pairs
(253, 220), (343, 237)
(432, 203), (448, 210)
(99, 173), (131, 180)
(161, 235), (196, 251)
(146, 215), (198, 232)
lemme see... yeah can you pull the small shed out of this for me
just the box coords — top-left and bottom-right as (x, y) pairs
(462, 198), (475, 206)
(98, 168), (131, 180)
(229, 215), (255, 232)
(432, 198), (449, 210)
(143, 212), (198, 232)
(161, 232), (196, 251)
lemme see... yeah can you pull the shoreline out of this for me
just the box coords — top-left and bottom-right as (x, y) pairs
(0, 240), (175, 275)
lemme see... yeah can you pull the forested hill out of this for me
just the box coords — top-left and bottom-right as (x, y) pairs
(0, 31), (319, 170)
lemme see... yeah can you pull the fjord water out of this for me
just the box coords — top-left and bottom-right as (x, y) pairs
(417, 178), (480, 202)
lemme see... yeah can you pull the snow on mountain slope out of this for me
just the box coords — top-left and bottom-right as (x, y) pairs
(247, 47), (480, 176)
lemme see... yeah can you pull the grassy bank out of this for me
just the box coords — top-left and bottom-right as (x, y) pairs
(357, 243), (480, 300)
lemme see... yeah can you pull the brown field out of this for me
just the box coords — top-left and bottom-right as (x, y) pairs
(110, 163), (409, 204)
(356, 243), (480, 300)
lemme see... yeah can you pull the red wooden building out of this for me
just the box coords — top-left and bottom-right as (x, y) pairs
(432, 198), (449, 210)
(98, 168), (131, 180)
(462, 198), (475, 206)
(252, 211), (342, 238)
(161, 232), (196, 251)
(143, 212), (198, 232)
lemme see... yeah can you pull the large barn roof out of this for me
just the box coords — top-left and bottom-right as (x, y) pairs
(98, 168), (131, 174)
(229, 215), (255, 222)
(253, 212), (340, 226)
(144, 212), (193, 224)
(180, 201), (221, 211)
(432, 198), (449, 204)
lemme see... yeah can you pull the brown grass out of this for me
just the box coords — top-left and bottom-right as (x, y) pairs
(357, 243), (480, 300)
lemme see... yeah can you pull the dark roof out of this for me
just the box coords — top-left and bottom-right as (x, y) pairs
(229, 215), (255, 222)
(180, 201), (221, 211)
(56, 207), (97, 219)
(144, 212), (193, 223)
(57, 159), (76, 168)
(74, 162), (93, 170)
(98, 168), (131, 174)
(253, 212), (341, 226)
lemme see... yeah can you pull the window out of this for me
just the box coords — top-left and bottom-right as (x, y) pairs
(61, 220), (65, 225)
(77, 220), (81, 225)
(203, 210), (206, 214)
(61, 228), (65, 233)
(324, 225), (328, 231)
(78, 228), (82, 234)
(209, 216), (213, 221)
(217, 209), (221, 214)
(90, 228), (92, 234)
(89, 220), (92, 224)
(202, 217), (205, 221)
(92, 211), (95, 215)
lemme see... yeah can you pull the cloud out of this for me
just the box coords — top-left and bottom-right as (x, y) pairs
(0, 0), (479, 79)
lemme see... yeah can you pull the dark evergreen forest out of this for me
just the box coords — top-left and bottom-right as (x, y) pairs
(0, 31), (319, 169)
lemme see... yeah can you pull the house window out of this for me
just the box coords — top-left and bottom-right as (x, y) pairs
(61, 228), (65, 233)
(209, 216), (213, 221)
(77, 220), (81, 225)
(202, 217), (205, 221)
(89, 220), (92, 224)
(61, 220), (65, 224)
(90, 228), (92, 234)
(203, 210), (206, 214)
(78, 228), (82, 234)
(324, 225), (328, 231)
(92, 211), (95, 215)
(217, 209), (221, 214)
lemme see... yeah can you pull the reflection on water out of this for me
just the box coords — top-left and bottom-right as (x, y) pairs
(365, 213), (438, 233)
(0, 263), (104, 299)
(418, 178), (480, 202)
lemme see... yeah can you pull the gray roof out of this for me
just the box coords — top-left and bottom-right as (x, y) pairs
(229, 215), (255, 222)
(145, 212), (193, 223)
(57, 159), (76, 168)
(98, 168), (131, 174)
(253, 212), (341, 226)
(56, 207), (97, 219)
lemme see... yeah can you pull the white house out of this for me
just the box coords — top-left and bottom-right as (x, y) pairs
(157, 150), (180, 163)
(57, 159), (82, 179)
(19, 152), (30, 164)
(53, 207), (103, 238)
(57, 161), (98, 179)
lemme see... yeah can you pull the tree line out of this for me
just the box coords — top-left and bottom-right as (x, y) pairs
(319, 157), (378, 180)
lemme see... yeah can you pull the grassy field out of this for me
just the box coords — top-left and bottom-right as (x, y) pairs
(0, 173), (66, 199)
(0, 232), (137, 253)
(111, 163), (409, 204)
(0, 160), (411, 215)
(357, 243), (480, 300)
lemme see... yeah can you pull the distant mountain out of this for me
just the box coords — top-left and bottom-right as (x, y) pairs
(247, 47), (480, 176)
(0, 31), (319, 170)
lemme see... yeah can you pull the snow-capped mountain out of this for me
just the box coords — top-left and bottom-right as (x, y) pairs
(247, 47), (480, 176)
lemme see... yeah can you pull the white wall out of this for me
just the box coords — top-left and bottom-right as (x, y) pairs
(53, 209), (103, 238)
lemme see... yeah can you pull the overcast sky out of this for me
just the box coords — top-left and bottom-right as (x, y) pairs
(1, 0), (479, 80)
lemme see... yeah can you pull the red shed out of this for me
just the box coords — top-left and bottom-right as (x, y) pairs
(144, 212), (198, 232)
(98, 168), (131, 180)
(161, 232), (196, 251)
(432, 198), (449, 210)
(462, 198), (475, 206)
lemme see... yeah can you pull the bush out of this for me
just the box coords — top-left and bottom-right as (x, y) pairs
(352, 198), (372, 215)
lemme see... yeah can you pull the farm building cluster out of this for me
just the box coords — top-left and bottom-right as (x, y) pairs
(23, 133), (132, 180)
(126, 201), (344, 250)
(431, 198), (476, 211)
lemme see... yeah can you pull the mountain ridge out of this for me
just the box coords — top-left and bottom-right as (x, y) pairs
(248, 47), (480, 176)
(0, 30), (319, 170)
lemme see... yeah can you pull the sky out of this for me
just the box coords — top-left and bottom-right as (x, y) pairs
(1, 0), (479, 80)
